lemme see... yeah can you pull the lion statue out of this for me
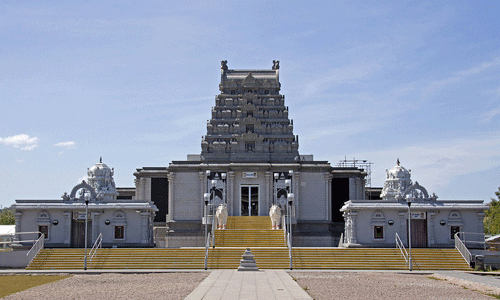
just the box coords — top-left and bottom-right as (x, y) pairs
(269, 204), (282, 229)
(215, 204), (228, 229)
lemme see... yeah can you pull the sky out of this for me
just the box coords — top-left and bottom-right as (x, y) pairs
(1, 1), (499, 208)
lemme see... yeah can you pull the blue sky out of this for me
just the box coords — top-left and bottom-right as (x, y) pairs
(1, 1), (499, 208)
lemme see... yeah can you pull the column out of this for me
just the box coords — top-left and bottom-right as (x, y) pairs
(477, 212), (486, 235)
(265, 171), (271, 215)
(63, 212), (71, 245)
(428, 212), (435, 245)
(398, 212), (407, 246)
(199, 172), (205, 219)
(293, 171), (300, 221)
(92, 212), (100, 243)
(229, 171), (235, 216)
(324, 173), (333, 221)
(348, 212), (358, 244)
(140, 212), (149, 244)
(167, 173), (175, 221)
(14, 212), (22, 238)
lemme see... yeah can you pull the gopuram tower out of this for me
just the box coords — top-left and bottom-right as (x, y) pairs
(201, 60), (299, 162)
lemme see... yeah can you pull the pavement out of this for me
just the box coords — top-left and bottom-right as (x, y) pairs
(185, 269), (312, 300)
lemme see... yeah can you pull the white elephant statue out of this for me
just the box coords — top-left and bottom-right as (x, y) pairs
(269, 204), (282, 229)
(216, 204), (228, 229)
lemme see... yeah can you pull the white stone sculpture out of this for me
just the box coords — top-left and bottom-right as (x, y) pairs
(269, 204), (281, 229)
(216, 204), (228, 229)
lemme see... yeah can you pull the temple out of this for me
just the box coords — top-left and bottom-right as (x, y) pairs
(13, 61), (487, 250)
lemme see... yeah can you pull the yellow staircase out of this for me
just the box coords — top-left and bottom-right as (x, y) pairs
(26, 216), (471, 270)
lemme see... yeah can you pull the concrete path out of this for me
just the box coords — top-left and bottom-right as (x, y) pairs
(185, 270), (312, 300)
(435, 271), (500, 291)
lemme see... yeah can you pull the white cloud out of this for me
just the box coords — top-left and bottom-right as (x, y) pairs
(53, 141), (76, 148)
(0, 134), (39, 151)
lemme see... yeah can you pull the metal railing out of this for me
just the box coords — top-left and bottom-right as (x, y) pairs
(457, 232), (486, 250)
(89, 233), (102, 268)
(26, 233), (45, 265)
(455, 232), (473, 266)
(204, 232), (211, 270)
(0, 231), (42, 247)
(395, 233), (409, 265)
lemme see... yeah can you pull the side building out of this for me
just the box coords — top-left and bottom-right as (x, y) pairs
(14, 160), (157, 248)
(341, 160), (488, 248)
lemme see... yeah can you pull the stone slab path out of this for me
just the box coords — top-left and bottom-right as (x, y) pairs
(185, 269), (312, 300)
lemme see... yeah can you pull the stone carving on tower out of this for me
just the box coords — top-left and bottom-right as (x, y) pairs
(380, 159), (437, 202)
(86, 158), (118, 201)
(201, 60), (299, 162)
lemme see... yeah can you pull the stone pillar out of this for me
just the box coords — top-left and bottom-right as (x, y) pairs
(199, 172), (205, 219)
(63, 212), (71, 245)
(428, 211), (435, 246)
(293, 171), (300, 221)
(144, 178), (152, 201)
(167, 173), (175, 221)
(229, 171), (235, 216)
(14, 212), (22, 233)
(92, 212), (100, 243)
(324, 173), (332, 221)
(398, 212), (407, 246)
(477, 212), (486, 234)
(140, 211), (150, 244)
(348, 212), (358, 244)
(265, 171), (271, 215)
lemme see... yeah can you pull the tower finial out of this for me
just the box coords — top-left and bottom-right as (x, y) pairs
(397, 158), (400, 166)
(100, 157), (102, 163)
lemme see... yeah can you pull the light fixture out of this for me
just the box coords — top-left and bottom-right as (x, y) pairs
(52, 220), (59, 226)
(105, 219), (111, 225)
(388, 220), (394, 226)
(440, 220), (446, 226)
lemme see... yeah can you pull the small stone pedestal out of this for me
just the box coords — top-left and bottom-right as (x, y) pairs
(237, 248), (259, 271)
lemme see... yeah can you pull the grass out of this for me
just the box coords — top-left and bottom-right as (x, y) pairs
(0, 274), (71, 298)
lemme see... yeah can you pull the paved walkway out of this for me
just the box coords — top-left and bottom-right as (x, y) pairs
(435, 271), (500, 291)
(185, 270), (312, 300)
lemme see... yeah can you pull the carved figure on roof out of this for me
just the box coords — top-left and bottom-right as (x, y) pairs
(221, 60), (228, 70)
(272, 60), (280, 70)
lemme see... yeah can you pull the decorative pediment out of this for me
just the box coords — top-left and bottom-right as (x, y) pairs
(69, 181), (97, 200)
(242, 73), (258, 88)
(229, 80), (238, 88)
(239, 132), (263, 142)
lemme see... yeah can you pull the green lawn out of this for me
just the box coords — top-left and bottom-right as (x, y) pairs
(0, 274), (71, 298)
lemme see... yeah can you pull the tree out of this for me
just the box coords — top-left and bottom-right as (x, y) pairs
(484, 187), (500, 235)
(0, 207), (15, 225)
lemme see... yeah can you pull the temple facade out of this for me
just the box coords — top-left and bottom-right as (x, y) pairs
(134, 61), (366, 247)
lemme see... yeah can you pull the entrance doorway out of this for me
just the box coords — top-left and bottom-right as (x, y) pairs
(241, 185), (259, 216)
(409, 219), (428, 248)
(71, 219), (92, 248)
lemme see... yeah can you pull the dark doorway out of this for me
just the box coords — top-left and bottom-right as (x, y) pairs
(71, 219), (92, 248)
(408, 219), (428, 248)
(151, 178), (169, 222)
(331, 178), (349, 222)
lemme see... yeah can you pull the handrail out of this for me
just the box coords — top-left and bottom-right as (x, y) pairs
(395, 232), (408, 264)
(26, 233), (44, 265)
(455, 232), (473, 266)
(89, 233), (102, 268)
(0, 231), (42, 245)
(457, 232), (486, 250)
(204, 232), (211, 270)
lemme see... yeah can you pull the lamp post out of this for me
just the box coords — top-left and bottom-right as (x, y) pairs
(287, 192), (294, 270)
(406, 194), (413, 271)
(203, 192), (210, 270)
(211, 179), (217, 248)
(84, 191), (90, 271)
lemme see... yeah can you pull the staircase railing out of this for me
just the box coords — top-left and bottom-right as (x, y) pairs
(89, 233), (102, 268)
(395, 232), (409, 266)
(204, 232), (211, 270)
(26, 233), (44, 265)
(455, 232), (473, 266)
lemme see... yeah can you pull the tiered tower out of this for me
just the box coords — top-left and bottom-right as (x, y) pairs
(201, 60), (299, 162)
